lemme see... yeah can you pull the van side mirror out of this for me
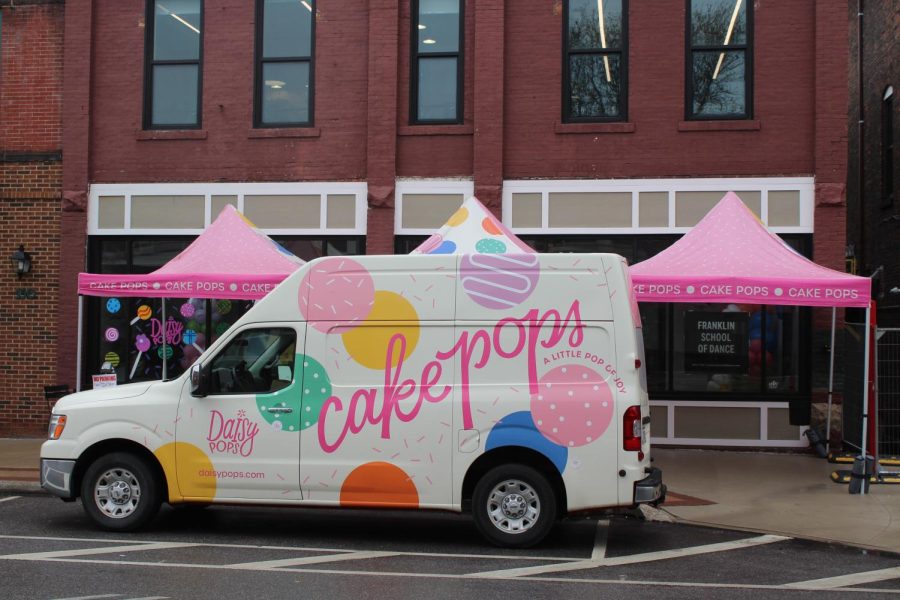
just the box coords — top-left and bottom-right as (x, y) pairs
(190, 363), (209, 397)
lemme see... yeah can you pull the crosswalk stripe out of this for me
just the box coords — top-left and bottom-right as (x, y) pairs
(1, 542), (196, 560)
(468, 534), (791, 578)
(591, 519), (609, 560)
(227, 551), (399, 570)
(785, 566), (900, 589)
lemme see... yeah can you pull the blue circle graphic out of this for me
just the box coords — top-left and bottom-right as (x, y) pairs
(486, 411), (568, 474)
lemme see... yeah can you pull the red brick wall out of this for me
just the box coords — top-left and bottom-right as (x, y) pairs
(87, 0), (369, 183)
(0, 2), (63, 152)
(0, 1), (65, 436)
(0, 161), (62, 436)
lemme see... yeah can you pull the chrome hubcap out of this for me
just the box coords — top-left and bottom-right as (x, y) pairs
(486, 479), (540, 534)
(94, 468), (141, 519)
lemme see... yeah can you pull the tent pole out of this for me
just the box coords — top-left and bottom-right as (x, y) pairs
(860, 301), (871, 495)
(826, 307), (836, 455)
(76, 296), (84, 392)
(162, 300), (168, 381)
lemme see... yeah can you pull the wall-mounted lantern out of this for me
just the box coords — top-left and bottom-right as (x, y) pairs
(10, 245), (32, 278)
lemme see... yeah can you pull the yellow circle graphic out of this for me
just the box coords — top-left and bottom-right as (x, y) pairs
(446, 206), (469, 227)
(154, 441), (217, 502)
(342, 291), (420, 370)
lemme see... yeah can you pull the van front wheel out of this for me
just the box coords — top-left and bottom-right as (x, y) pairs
(80, 452), (161, 532)
(472, 464), (557, 548)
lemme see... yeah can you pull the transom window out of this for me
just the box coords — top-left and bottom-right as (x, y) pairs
(563, 0), (627, 122)
(686, 0), (752, 119)
(255, 0), (315, 127)
(411, 0), (463, 124)
(144, 0), (203, 129)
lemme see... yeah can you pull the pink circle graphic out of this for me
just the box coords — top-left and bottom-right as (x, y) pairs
(530, 364), (614, 447)
(135, 334), (151, 353)
(299, 257), (375, 332)
(104, 328), (119, 342)
(460, 253), (540, 310)
(180, 303), (196, 318)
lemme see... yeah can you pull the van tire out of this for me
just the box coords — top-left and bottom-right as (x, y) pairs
(80, 452), (161, 532)
(472, 464), (557, 548)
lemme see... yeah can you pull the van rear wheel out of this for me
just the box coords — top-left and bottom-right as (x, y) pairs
(80, 452), (161, 532)
(472, 464), (557, 548)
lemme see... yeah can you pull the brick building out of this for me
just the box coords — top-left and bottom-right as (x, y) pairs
(3, 0), (852, 445)
(0, 0), (64, 435)
(847, 0), (899, 325)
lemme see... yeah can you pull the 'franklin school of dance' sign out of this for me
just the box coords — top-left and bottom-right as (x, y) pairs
(684, 312), (749, 373)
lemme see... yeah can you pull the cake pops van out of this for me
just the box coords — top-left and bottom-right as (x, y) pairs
(41, 253), (664, 547)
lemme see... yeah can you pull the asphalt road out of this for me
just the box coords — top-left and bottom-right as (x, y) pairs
(0, 493), (898, 599)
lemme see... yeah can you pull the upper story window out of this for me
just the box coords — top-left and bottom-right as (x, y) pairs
(686, 0), (752, 120)
(255, 0), (315, 127)
(563, 0), (627, 122)
(882, 86), (895, 208)
(411, 0), (463, 124)
(144, 0), (203, 129)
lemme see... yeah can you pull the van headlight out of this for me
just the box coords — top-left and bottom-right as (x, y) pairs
(48, 415), (67, 440)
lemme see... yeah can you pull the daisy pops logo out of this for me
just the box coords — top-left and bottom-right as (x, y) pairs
(207, 409), (260, 457)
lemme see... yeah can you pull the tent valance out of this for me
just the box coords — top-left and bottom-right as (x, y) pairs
(630, 192), (870, 308)
(78, 205), (304, 300)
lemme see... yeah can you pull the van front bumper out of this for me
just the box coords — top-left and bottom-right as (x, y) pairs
(41, 459), (76, 499)
(633, 467), (666, 505)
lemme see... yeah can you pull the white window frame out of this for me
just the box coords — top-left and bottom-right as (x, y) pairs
(88, 182), (368, 236)
(394, 178), (475, 235)
(502, 177), (815, 235)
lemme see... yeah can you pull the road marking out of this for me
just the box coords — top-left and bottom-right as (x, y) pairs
(0, 542), (196, 560)
(468, 534), (791, 578)
(591, 519), (609, 560)
(0, 496), (20, 503)
(228, 550), (399, 570)
(0, 534), (582, 562)
(785, 566), (900, 589)
(50, 595), (122, 600)
(16, 557), (898, 594)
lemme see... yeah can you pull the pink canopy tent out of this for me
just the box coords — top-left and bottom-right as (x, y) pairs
(411, 196), (535, 255)
(76, 205), (304, 386)
(78, 205), (304, 301)
(630, 192), (869, 308)
(631, 192), (874, 481)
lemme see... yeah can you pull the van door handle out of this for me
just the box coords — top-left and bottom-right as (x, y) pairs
(267, 406), (293, 414)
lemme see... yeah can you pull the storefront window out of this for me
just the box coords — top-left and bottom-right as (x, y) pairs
(85, 235), (363, 387)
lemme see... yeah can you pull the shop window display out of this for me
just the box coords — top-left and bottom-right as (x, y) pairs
(85, 235), (363, 388)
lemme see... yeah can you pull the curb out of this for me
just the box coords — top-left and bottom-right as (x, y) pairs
(0, 480), (45, 495)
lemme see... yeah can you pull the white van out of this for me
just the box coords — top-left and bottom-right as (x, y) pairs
(42, 253), (664, 548)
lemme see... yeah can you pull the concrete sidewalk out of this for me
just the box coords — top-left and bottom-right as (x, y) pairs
(2, 438), (898, 554)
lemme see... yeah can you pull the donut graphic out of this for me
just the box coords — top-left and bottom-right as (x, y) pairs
(460, 253), (540, 309)
(531, 364), (614, 448)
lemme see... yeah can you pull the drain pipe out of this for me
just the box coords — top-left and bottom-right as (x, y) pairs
(856, 0), (866, 272)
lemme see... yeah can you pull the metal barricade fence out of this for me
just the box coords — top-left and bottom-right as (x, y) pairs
(877, 328), (900, 457)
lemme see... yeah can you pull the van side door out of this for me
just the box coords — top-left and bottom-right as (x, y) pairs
(176, 323), (304, 502)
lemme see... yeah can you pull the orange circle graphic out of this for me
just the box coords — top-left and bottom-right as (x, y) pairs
(339, 462), (419, 508)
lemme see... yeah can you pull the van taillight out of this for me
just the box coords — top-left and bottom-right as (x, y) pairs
(623, 405), (642, 454)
